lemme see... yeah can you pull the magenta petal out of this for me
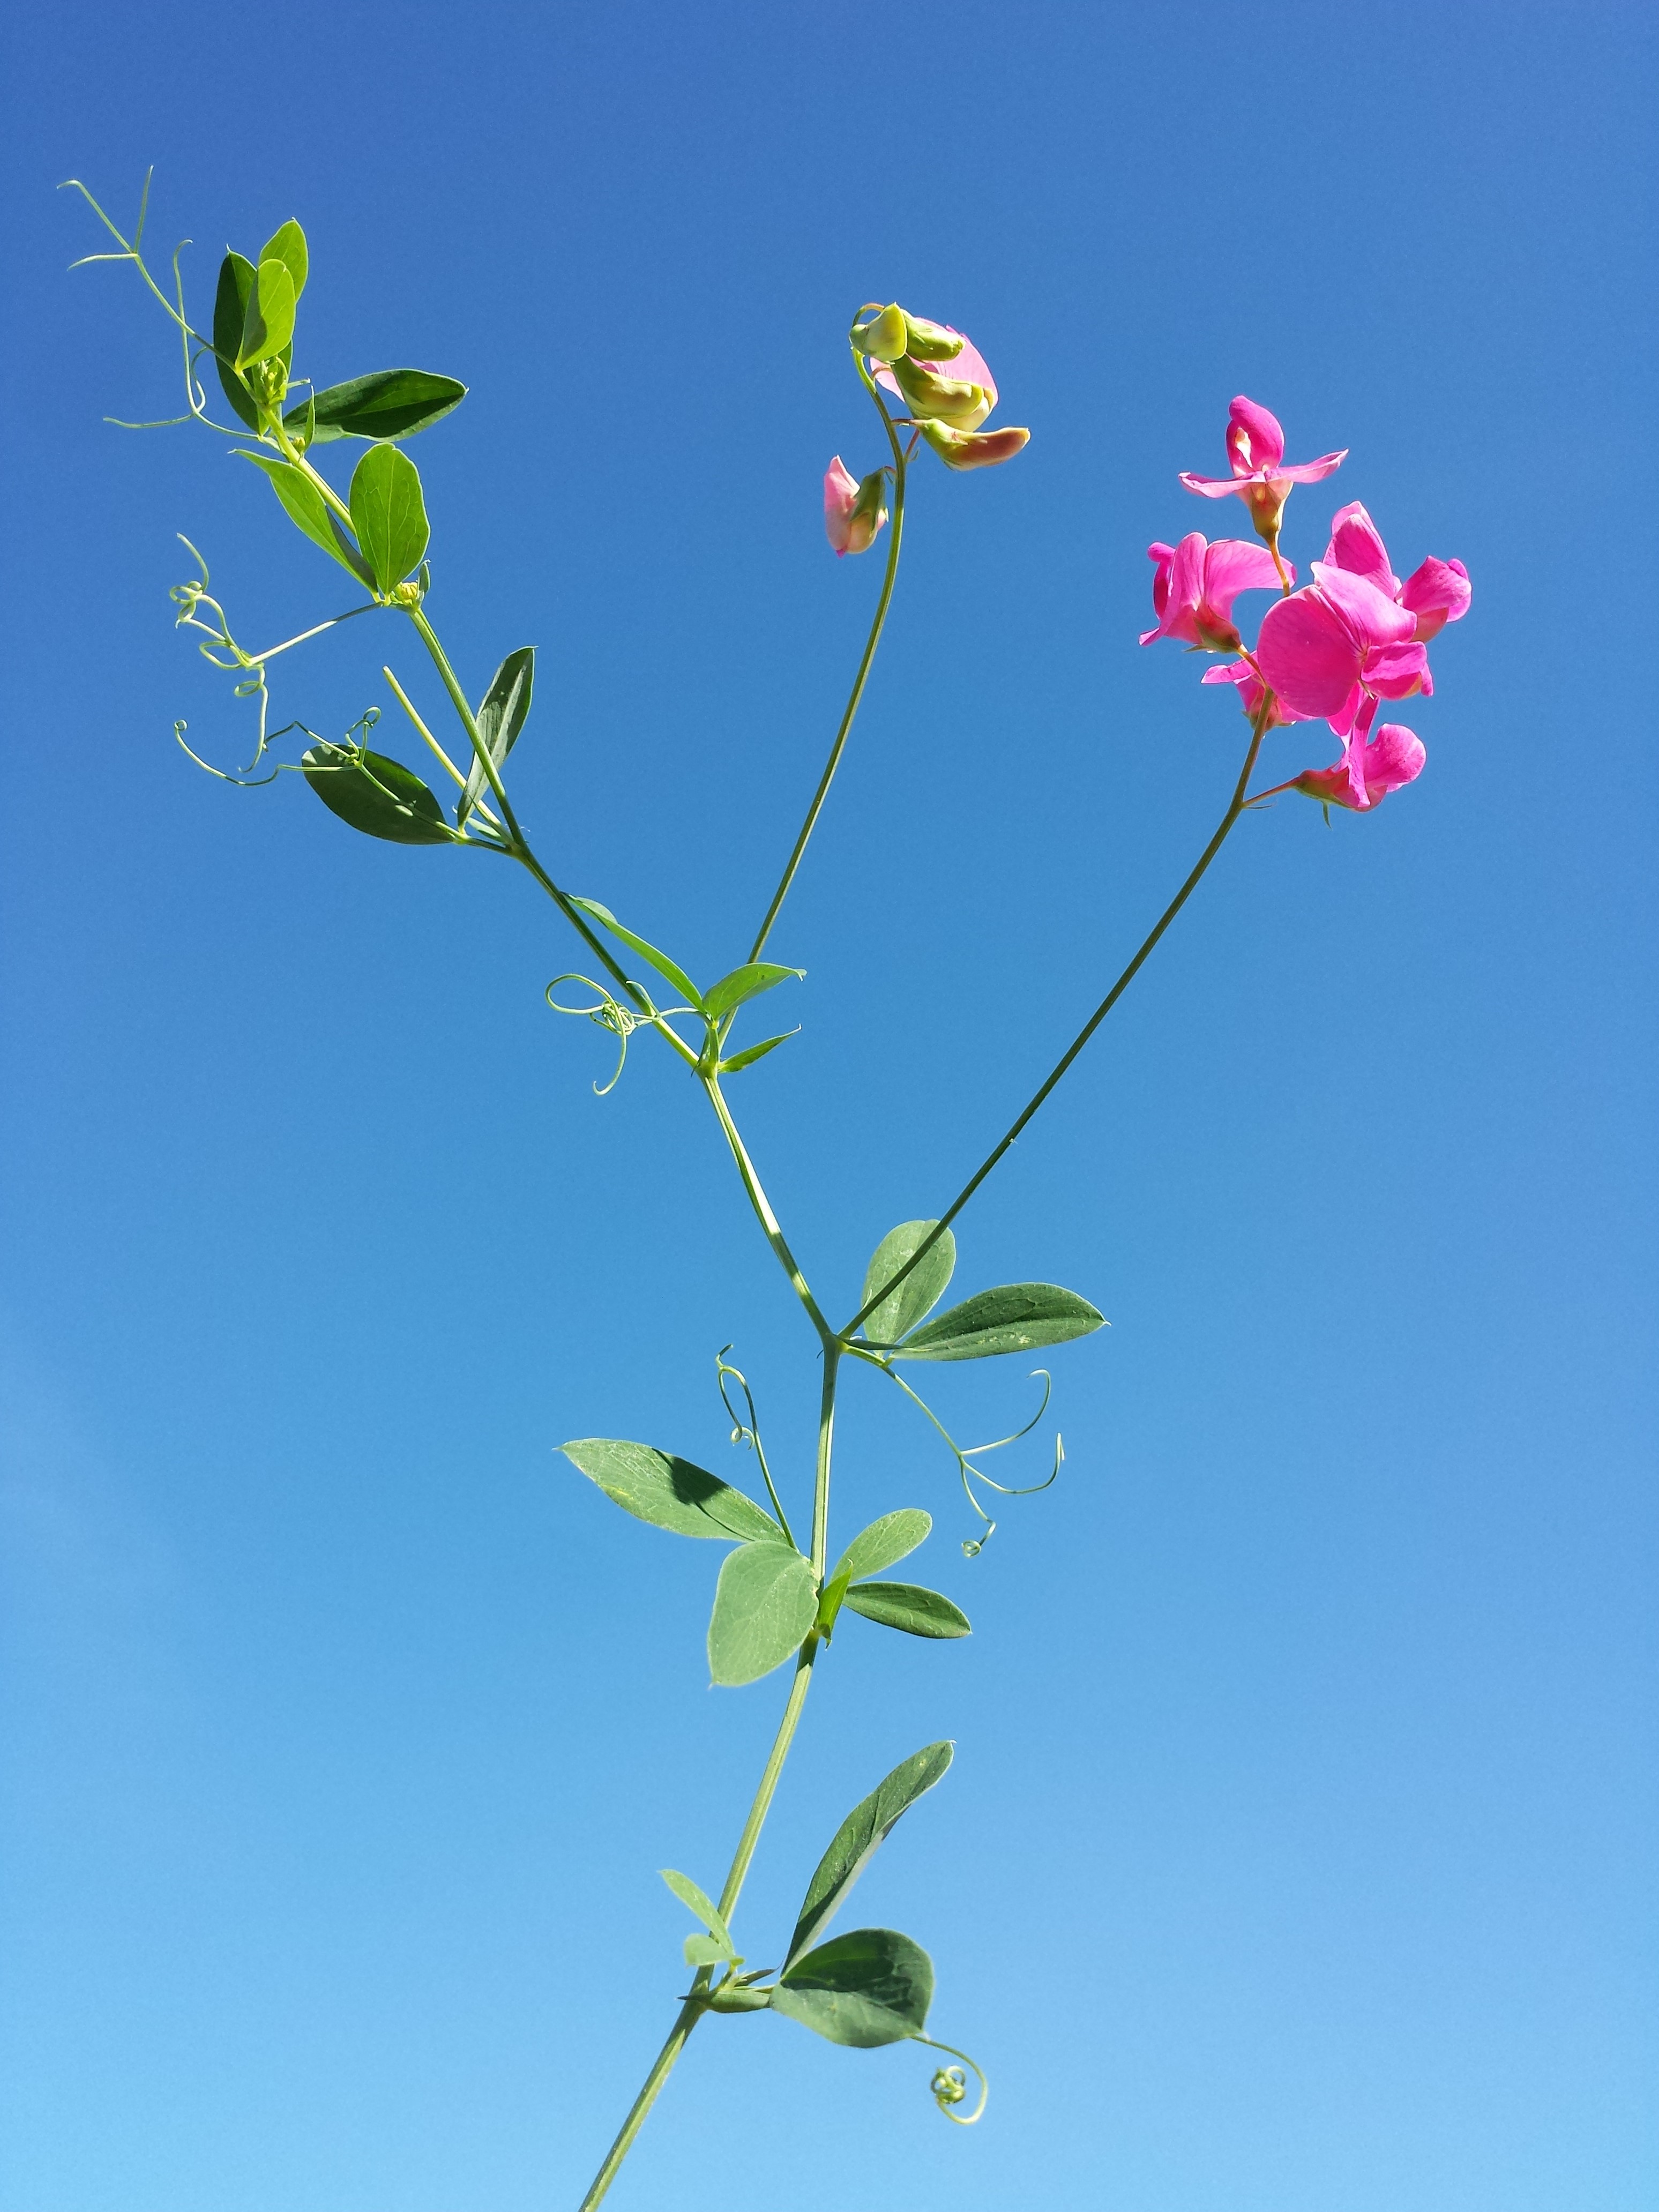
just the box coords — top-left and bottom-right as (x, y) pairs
(1309, 563), (1417, 648)
(1178, 470), (1249, 499)
(1324, 502), (1399, 595)
(1364, 723), (1427, 797)
(1226, 396), (1286, 476)
(1200, 537), (1287, 620)
(1363, 640), (1433, 699)
(1401, 555), (1472, 640)
(1255, 590), (1363, 718)
(1279, 451), (1347, 483)
(1141, 532), (1207, 645)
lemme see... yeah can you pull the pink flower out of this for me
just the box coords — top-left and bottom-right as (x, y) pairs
(1180, 396), (1346, 543)
(824, 455), (888, 556)
(1294, 722), (1426, 811)
(1254, 561), (1431, 738)
(1200, 657), (1307, 729)
(1140, 532), (1288, 652)
(916, 420), (1030, 470)
(1323, 502), (1472, 640)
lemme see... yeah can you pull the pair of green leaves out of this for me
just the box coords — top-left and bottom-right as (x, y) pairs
(561, 1442), (970, 1683)
(302, 646), (535, 847)
(858, 1218), (1105, 1361)
(241, 438), (428, 596)
(817, 1508), (969, 1642)
(663, 1743), (952, 2046)
(566, 900), (801, 1067)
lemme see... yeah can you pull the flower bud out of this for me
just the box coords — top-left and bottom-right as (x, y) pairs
(824, 456), (890, 554)
(850, 303), (909, 363)
(918, 420), (1030, 471)
(888, 355), (994, 430)
(902, 314), (965, 362)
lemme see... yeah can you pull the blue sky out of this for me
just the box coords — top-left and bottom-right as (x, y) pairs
(2, 4), (1655, 2207)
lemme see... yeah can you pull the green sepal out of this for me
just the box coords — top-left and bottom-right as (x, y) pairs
(787, 1741), (953, 1964)
(237, 451), (374, 586)
(459, 646), (534, 824)
(300, 742), (455, 845)
(258, 219), (308, 304)
(566, 899), (705, 1012)
(707, 1541), (818, 1687)
(236, 257), (297, 370)
(718, 1032), (797, 1075)
(860, 1221), (956, 1347)
(842, 1582), (970, 1639)
(349, 442), (430, 593)
(772, 1928), (933, 2047)
(701, 963), (803, 1022)
(285, 369), (467, 444)
(706, 1980), (772, 2013)
(660, 1869), (738, 1963)
(560, 1439), (781, 1544)
(891, 1282), (1105, 1361)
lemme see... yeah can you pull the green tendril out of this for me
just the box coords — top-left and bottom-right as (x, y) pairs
(915, 2036), (989, 2125)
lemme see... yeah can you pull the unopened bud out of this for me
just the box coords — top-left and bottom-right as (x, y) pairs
(902, 315), (965, 362)
(824, 455), (890, 555)
(918, 420), (1030, 472)
(850, 303), (909, 363)
(888, 355), (993, 430)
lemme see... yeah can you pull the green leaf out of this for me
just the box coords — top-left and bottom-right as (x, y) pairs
(892, 1282), (1105, 1362)
(787, 1740), (953, 1965)
(718, 1032), (797, 1075)
(702, 963), (803, 1021)
(349, 442), (430, 593)
(285, 369), (468, 445)
(236, 257), (297, 369)
(842, 1582), (971, 1640)
(772, 1928), (933, 2047)
(684, 1933), (731, 1967)
(860, 1221), (956, 1347)
(829, 1509), (931, 1588)
(212, 252), (259, 427)
(237, 452), (374, 586)
(707, 1541), (818, 1687)
(300, 742), (454, 845)
(660, 1869), (737, 1962)
(459, 646), (535, 823)
(561, 1439), (780, 1544)
(258, 219), (308, 303)
(566, 898), (705, 1012)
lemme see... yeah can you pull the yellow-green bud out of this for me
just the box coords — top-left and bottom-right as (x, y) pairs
(850, 303), (909, 363)
(902, 315), (965, 362)
(918, 420), (1031, 471)
(888, 355), (993, 431)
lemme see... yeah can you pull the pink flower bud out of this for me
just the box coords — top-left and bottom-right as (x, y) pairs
(823, 456), (889, 555)
(917, 420), (1030, 471)
(1294, 722), (1426, 811)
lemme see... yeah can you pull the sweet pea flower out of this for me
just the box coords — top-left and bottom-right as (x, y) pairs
(1140, 533), (1289, 652)
(1180, 397), (1346, 545)
(823, 456), (888, 556)
(1253, 561), (1432, 738)
(1324, 502), (1472, 640)
(916, 420), (1030, 470)
(1292, 722), (1426, 811)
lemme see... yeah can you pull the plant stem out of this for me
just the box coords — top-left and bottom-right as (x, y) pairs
(744, 367), (908, 969)
(846, 711), (1272, 1336)
(700, 1073), (835, 1342)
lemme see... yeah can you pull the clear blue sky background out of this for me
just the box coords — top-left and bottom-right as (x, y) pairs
(2, 5), (1654, 2208)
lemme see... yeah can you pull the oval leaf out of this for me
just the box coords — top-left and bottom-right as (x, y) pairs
(212, 252), (259, 425)
(238, 452), (374, 585)
(258, 219), (308, 303)
(787, 1741), (953, 1964)
(860, 1221), (956, 1347)
(237, 257), (296, 369)
(702, 963), (803, 1021)
(718, 1032), (797, 1075)
(892, 1282), (1105, 1362)
(301, 742), (453, 845)
(460, 646), (535, 823)
(660, 1869), (736, 1960)
(286, 368), (468, 445)
(349, 441), (430, 593)
(830, 1509), (931, 1588)
(773, 1928), (933, 2048)
(708, 1542), (818, 1687)
(561, 1439), (780, 1544)
(842, 1582), (971, 1640)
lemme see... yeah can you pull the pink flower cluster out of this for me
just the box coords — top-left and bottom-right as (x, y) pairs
(1145, 398), (1470, 812)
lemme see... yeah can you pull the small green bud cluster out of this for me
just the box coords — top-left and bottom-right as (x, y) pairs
(847, 300), (1029, 472)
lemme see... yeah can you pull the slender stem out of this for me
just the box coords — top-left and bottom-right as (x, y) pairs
(845, 711), (1272, 1336)
(700, 1074), (834, 1341)
(574, 1996), (706, 2212)
(744, 366), (908, 968)
(719, 1641), (819, 1918)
